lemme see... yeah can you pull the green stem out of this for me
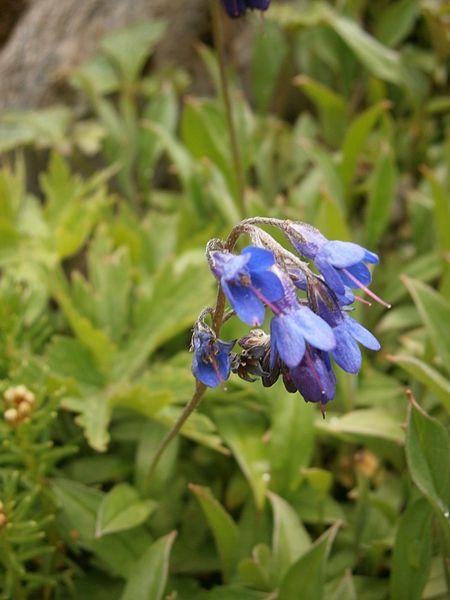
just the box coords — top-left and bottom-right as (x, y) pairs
(211, 0), (246, 216)
(147, 225), (242, 480)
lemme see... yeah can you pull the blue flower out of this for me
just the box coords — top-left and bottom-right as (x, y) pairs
(191, 325), (235, 388)
(221, 0), (270, 18)
(269, 270), (336, 369)
(209, 246), (284, 327)
(307, 277), (380, 374)
(285, 223), (390, 307)
(286, 346), (336, 404)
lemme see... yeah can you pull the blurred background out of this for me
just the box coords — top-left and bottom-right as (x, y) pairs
(0, 0), (448, 598)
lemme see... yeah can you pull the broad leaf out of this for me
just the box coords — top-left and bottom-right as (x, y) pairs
(96, 483), (156, 537)
(278, 522), (340, 600)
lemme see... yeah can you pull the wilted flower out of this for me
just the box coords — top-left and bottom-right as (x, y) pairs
(231, 329), (271, 382)
(209, 246), (284, 327)
(191, 322), (235, 387)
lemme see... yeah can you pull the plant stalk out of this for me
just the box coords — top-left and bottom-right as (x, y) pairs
(211, 0), (246, 216)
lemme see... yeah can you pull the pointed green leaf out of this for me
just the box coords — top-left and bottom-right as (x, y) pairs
(340, 102), (389, 188)
(121, 531), (176, 600)
(269, 386), (315, 493)
(96, 483), (156, 538)
(214, 407), (270, 510)
(278, 522), (340, 600)
(101, 21), (166, 83)
(402, 276), (450, 369)
(388, 354), (450, 412)
(326, 12), (403, 84)
(189, 484), (240, 582)
(268, 492), (311, 582)
(405, 399), (450, 516)
(390, 497), (433, 600)
(366, 146), (397, 246)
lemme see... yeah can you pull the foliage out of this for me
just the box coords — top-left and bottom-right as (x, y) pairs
(0, 1), (448, 598)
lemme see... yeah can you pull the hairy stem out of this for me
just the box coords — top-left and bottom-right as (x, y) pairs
(211, 0), (246, 216)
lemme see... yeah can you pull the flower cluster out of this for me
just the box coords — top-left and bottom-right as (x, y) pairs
(191, 219), (389, 411)
(3, 385), (36, 426)
(221, 0), (271, 19)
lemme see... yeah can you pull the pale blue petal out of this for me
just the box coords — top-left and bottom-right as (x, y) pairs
(321, 241), (366, 268)
(295, 307), (336, 351)
(345, 316), (380, 350)
(332, 325), (362, 374)
(270, 314), (306, 368)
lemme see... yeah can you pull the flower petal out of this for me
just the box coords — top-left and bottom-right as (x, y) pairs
(295, 307), (336, 351)
(222, 280), (265, 326)
(192, 354), (221, 387)
(242, 246), (275, 271)
(332, 325), (362, 374)
(251, 271), (285, 302)
(270, 314), (306, 368)
(345, 316), (381, 350)
(315, 257), (346, 296)
(222, 253), (250, 280)
(339, 262), (372, 288)
(321, 241), (366, 268)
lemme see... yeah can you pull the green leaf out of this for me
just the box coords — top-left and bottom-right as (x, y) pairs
(51, 269), (117, 376)
(388, 354), (450, 412)
(294, 75), (347, 146)
(46, 335), (104, 389)
(340, 102), (389, 188)
(121, 532), (176, 600)
(113, 259), (213, 380)
(325, 11), (403, 84)
(269, 385), (315, 493)
(87, 229), (132, 344)
(101, 21), (166, 83)
(375, 0), (419, 47)
(401, 276), (450, 369)
(214, 407), (270, 510)
(268, 492), (311, 582)
(390, 497), (433, 600)
(366, 146), (397, 246)
(96, 483), (156, 538)
(421, 166), (450, 255)
(406, 399), (450, 516)
(189, 484), (240, 582)
(51, 479), (152, 578)
(316, 408), (404, 444)
(278, 522), (340, 600)
(251, 21), (287, 113)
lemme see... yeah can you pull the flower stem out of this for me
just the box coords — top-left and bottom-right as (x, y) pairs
(147, 225), (242, 480)
(211, 0), (246, 217)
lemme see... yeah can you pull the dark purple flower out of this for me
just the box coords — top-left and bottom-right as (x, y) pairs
(307, 277), (380, 374)
(209, 246), (284, 327)
(287, 346), (336, 404)
(285, 223), (390, 308)
(269, 269), (335, 369)
(221, 0), (247, 18)
(191, 324), (235, 388)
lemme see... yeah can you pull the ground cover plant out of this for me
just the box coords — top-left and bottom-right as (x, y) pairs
(0, 0), (448, 598)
